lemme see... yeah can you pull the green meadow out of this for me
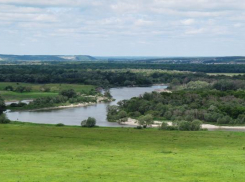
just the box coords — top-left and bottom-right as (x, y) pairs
(0, 82), (95, 101)
(0, 123), (245, 182)
(207, 73), (245, 76)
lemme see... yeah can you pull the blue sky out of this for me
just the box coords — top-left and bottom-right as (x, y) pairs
(0, 0), (244, 56)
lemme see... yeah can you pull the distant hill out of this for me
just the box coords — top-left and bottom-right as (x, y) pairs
(0, 54), (244, 64)
(202, 57), (245, 64)
(95, 56), (245, 64)
(0, 54), (97, 62)
(112, 56), (245, 64)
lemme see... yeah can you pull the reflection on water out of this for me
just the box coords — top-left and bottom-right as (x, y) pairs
(6, 85), (167, 127)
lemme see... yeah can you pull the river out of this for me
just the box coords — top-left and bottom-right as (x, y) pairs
(6, 85), (167, 127)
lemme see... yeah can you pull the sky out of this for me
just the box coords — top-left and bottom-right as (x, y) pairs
(0, 0), (245, 56)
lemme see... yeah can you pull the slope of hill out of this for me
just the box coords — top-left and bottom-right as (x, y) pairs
(0, 54), (97, 62)
(0, 54), (244, 64)
(96, 56), (245, 64)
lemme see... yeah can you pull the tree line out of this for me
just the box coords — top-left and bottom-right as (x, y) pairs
(8, 89), (97, 110)
(0, 65), (245, 88)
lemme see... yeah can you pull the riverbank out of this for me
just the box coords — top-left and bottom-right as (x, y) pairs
(6, 96), (113, 112)
(0, 82), (95, 101)
(20, 102), (98, 112)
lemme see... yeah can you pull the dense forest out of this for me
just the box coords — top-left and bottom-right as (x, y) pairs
(1, 63), (245, 73)
(108, 90), (245, 125)
(0, 64), (245, 88)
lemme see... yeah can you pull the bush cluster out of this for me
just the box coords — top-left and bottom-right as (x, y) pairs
(81, 117), (96, 127)
(0, 114), (10, 124)
(159, 120), (202, 131)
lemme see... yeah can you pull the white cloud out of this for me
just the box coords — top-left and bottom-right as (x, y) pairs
(134, 19), (153, 26)
(0, 0), (244, 56)
(185, 28), (205, 35)
(234, 23), (243, 28)
(181, 19), (195, 25)
(0, 0), (93, 6)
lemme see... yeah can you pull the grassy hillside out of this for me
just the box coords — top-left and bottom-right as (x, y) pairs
(0, 124), (245, 181)
(0, 82), (95, 101)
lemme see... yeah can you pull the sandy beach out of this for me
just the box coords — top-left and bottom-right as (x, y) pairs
(121, 118), (245, 130)
(8, 96), (111, 112)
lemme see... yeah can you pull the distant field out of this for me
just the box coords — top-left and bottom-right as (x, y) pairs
(0, 82), (95, 101)
(208, 73), (245, 76)
(103, 69), (192, 75)
(0, 123), (245, 181)
(0, 91), (58, 101)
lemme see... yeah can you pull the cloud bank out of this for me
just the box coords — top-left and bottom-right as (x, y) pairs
(0, 0), (244, 56)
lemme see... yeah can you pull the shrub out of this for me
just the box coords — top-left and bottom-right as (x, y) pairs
(190, 120), (202, 131)
(59, 89), (77, 98)
(104, 90), (112, 98)
(0, 114), (11, 124)
(81, 117), (96, 127)
(159, 122), (168, 130)
(134, 126), (143, 129)
(159, 122), (179, 131)
(14, 86), (32, 93)
(236, 114), (245, 124)
(178, 121), (191, 131)
(56, 123), (65, 127)
(40, 86), (51, 92)
(4, 86), (13, 91)
(217, 116), (232, 124)
(10, 102), (27, 108)
(0, 96), (5, 113)
(81, 120), (87, 126)
(138, 114), (153, 127)
(177, 120), (202, 131)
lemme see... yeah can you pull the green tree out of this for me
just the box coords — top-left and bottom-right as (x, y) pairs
(138, 114), (154, 127)
(15, 86), (25, 93)
(0, 114), (10, 124)
(81, 117), (96, 127)
(0, 96), (6, 114)
(4, 86), (13, 91)
(117, 110), (128, 123)
(60, 89), (77, 98)
(104, 90), (112, 99)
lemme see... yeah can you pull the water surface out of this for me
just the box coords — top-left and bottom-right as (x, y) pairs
(6, 85), (167, 127)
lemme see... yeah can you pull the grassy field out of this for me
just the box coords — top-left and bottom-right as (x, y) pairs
(0, 91), (58, 100)
(102, 69), (191, 75)
(0, 82), (95, 101)
(208, 73), (245, 76)
(0, 123), (245, 181)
